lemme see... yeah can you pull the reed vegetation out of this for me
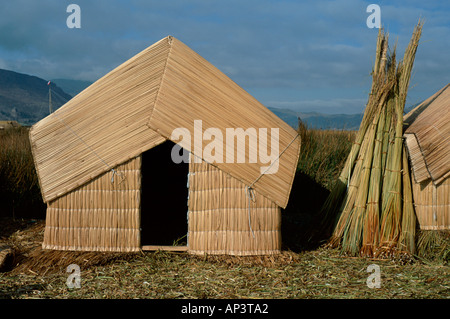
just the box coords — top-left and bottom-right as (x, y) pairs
(0, 127), (45, 219)
(313, 22), (424, 257)
(296, 119), (355, 190)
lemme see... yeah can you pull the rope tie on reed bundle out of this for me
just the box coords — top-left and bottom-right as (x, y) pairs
(246, 186), (256, 238)
(245, 133), (300, 239)
(251, 133), (300, 186)
(110, 168), (124, 184)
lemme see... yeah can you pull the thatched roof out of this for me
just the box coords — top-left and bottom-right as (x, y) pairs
(404, 84), (450, 185)
(30, 36), (300, 208)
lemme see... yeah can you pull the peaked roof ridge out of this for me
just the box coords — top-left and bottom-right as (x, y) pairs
(404, 83), (450, 128)
(147, 35), (175, 131)
(146, 37), (300, 207)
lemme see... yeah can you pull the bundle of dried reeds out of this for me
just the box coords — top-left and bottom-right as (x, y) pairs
(316, 21), (423, 257)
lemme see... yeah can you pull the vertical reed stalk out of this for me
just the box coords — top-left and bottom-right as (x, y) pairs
(322, 21), (423, 257)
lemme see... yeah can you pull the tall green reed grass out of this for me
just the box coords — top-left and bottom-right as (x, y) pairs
(296, 120), (356, 191)
(0, 127), (45, 219)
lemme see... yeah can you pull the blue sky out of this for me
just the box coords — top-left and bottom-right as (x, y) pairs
(0, 0), (449, 114)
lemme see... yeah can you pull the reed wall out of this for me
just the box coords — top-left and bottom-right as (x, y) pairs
(42, 157), (141, 252)
(42, 154), (283, 255)
(412, 177), (449, 230)
(187, 160), (281, 255)
(404, 84), (450, 185)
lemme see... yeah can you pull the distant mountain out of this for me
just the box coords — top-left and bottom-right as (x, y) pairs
(268, 107), (299, 128)
(298, 111), (363, 130)
(269, 107), (363, 130)
(51, 78), (93, 97)
(0, 69), (417, 130)
(269, 99), (422, 130)
(0, 69), (72, 125)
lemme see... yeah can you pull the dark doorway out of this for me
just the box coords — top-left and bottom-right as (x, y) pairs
(281, 170), (330, 252)
(140, 141), (189, 246)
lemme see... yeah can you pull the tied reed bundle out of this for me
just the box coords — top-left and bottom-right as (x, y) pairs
(316, 21), (423, 257)
(398, 145), (416, 255)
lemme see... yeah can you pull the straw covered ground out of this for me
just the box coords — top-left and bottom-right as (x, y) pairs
(0, 218), (448, 299)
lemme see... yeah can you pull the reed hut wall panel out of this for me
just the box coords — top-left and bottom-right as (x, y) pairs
(43, 157), (141, 252)
(404, 83), (450, 230)
(411, 177), (449, 230)
(188, 160), (281, 255)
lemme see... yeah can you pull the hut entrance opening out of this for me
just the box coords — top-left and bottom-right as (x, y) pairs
(140, 140), (189, 251)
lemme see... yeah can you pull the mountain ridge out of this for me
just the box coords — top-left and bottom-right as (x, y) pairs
(0, 69), (389, 130)
(0, 69), (71, 125)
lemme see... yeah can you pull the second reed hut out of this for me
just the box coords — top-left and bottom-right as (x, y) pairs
(404, 83), (449, 230)
(29, 36), (301, 255)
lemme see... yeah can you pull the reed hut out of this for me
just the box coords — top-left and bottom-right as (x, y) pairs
(29, 36), (300, 255)
(404, 83), (450, 231)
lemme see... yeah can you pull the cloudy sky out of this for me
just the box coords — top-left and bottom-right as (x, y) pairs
(0, 0), (449, 114)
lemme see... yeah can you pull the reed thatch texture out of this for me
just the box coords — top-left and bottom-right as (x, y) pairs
(410, 178), (449, 230)
(404, 133), (430, 183)
(30, 38), (169, 202)
(188, 159), (281, 255)
(30, 36), (300, 210)
(403, 84), (450, 231)
(147, 37), (300, 208)
(42, 157), (141, 252)
(30, 36), (299, 255)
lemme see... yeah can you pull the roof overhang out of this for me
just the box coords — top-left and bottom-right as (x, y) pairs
(403, 83), (450, 185)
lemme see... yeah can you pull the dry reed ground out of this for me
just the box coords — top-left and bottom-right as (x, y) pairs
(0, 218), (448, 299)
